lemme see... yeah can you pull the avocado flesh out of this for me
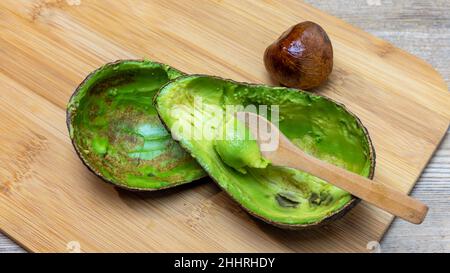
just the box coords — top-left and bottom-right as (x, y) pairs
(67, 60), (205, 190)
(213, 117), (270, 174)
(156, 75), (374, 226)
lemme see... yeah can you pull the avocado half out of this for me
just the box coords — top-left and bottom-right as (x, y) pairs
(67, 60), (206, 190)
(155, 75), (375, 228)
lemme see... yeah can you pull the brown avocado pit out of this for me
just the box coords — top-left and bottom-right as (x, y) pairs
(264, 21), (334, 90)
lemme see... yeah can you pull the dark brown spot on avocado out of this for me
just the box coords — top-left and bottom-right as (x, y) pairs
(309, 192), (321, 206)
(276, 192), (301, 208)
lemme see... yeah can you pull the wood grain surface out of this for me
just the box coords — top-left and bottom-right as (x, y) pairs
(304, 0), (450, 254)
(0, 0), (449, 253)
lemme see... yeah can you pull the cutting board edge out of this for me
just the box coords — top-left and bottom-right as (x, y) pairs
(302, 2), (449, 93)
(0, 221), (33, 253)
(406, 122), (450, 195)
(0, 0), (449, 253)
(377, 121), (449, 247)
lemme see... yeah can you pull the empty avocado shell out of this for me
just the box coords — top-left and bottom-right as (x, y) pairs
(155, 75), (375, 228)
(67, 60), (206, 190)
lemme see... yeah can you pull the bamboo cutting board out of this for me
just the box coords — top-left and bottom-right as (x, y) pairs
(0, 0), (449, 253)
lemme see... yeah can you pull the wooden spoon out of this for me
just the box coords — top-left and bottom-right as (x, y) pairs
(236, 112), (428, 224)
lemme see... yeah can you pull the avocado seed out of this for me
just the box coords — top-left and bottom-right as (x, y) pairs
(264, 21), (333, 90)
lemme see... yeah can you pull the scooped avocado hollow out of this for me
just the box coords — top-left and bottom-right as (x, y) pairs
(213, 116), (270, 174)
(155, 75), (375, 229)
(66, 60), (206, 191)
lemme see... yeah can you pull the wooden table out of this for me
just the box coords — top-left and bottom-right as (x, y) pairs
(1, 0), (449, 253)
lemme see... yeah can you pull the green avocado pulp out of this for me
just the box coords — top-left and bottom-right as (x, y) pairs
(213, 117), (270, 174)
(156, 75), (374, 225)
(67, 60), (205, 190)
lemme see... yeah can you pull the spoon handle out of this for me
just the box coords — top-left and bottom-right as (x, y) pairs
(278, 143), (428, 224)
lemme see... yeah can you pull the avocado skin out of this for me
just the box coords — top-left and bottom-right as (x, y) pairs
(155, 75), (375, 229)
(67, 60), (206, 191)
